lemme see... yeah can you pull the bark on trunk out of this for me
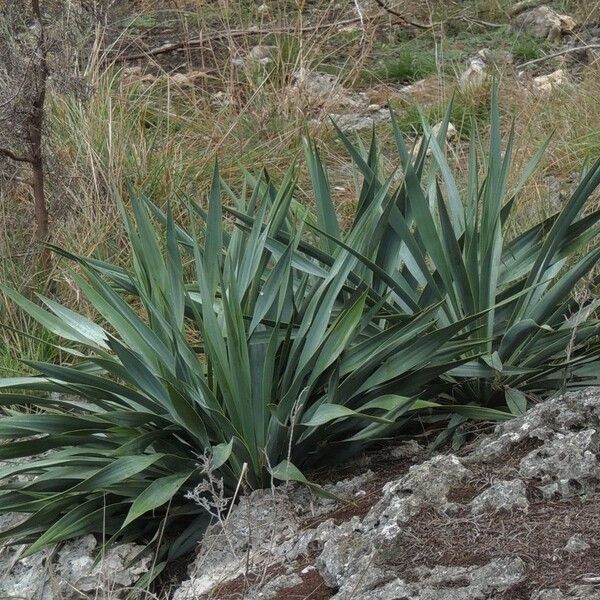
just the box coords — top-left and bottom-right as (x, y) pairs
(29, 0), (50, 271)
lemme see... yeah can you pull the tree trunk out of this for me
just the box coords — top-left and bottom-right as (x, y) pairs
(29, 0), (50, 271)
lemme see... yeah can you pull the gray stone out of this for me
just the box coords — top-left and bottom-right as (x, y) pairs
(477, 48), (513, 66)
(328, 109), (391, 132)
(470, 479), (529, 514)
(532, 69), (569, 94)
(365, 455), (469, 531)
(56, 535), (151, 594)
(290, 68), (364, 110)
(0, 535), (150, 600)
(564, 534), (591, 553)
(246, 45), (276, 65)
(467, 388), (600, 463)
(519, 429), (599, 493)
(329, 558), (526, 600)
(174, 484), (340, 600)
(511, 5), (577, 42)
(0, 550), (54, 600)
(325, 470), (375, 499)
(315, 455), (471, 598)
(390, 440), (422, 459)
(459, 57), (487, 90)
(412, 122), (458, 158)
(534, 588), (600, 600)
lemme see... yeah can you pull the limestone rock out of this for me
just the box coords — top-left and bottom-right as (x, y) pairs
(211, 90), (233, 108)
(511, 5), (577, 42)
(459, 56), (487, 90)
(327, 108), (390, 131)
(519, 428), (599, 497)
(290, 68), (364, 110)
(532, 69), (568, 94)
(257, 3), (270, 16)
(470, 479), (529, 513)
(398, 77), (443, 104)
(246, 44), (276, 65)
(169, 387), (600, 600)
(477, 47), (514, 67)
(412, 121), (458, 158)
(169, 70), (208, 86)
(0, 535), (150, 600)
(534, 588), (600, 600)
(564, 534), (591, 554)
(173, 484), (339, 600)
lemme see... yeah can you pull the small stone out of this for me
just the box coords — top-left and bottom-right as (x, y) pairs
(169, 70), (207, 86)
(565, 534), (591, 553)
(519, 429), (599, 493)
(470, 480), (529, 514)
(390, 440), (422, 459)
(477, 48), (513, 66)
(290, 67), (363, 111)
(211, 91), (233, 108)
(327, 109), (390, 132)
(247, 44), (275, 65)
(412, 121), (458, 158)
(121, 66), (156, 85)
(399, 77), (442, 103)
(532, 69), (568, 94)
(459, 56), (487, 90)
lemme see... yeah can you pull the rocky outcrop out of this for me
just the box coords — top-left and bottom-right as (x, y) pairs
(174, 387), (600, 599)
(0, 533), (150, 599)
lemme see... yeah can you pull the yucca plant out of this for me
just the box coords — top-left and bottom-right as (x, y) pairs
(293, 88), (600, 410)
(0, 164), (499, 577)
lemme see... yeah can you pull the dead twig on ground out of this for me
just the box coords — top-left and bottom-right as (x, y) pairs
(110, 17), (367, 63)
(372, 0), (433, 29)
(519, 44), (600, 68)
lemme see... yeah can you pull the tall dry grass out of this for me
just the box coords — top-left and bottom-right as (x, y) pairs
(1, 0), (599, 373)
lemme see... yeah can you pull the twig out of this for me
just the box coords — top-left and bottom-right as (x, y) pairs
(0, 147), (31, 164)
(352, 0), (366, 43)
(519, 44), (600, 68)
(111, 17), (366, 62)
(0, 172), (33, 186)
(460, 15), (505, 29)
(372, 0), (433, 29)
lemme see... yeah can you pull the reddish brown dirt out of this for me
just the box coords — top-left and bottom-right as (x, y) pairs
(390, 435), (600, 597)
(208, 556), (336, 600)
(206, 445), (423, 599)
(273, 565), (335, 600)
(304, 444), (424, 526)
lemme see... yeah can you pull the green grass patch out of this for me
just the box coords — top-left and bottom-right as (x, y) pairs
(366, 38), (438, 84)
(511, 34), (547, 62)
